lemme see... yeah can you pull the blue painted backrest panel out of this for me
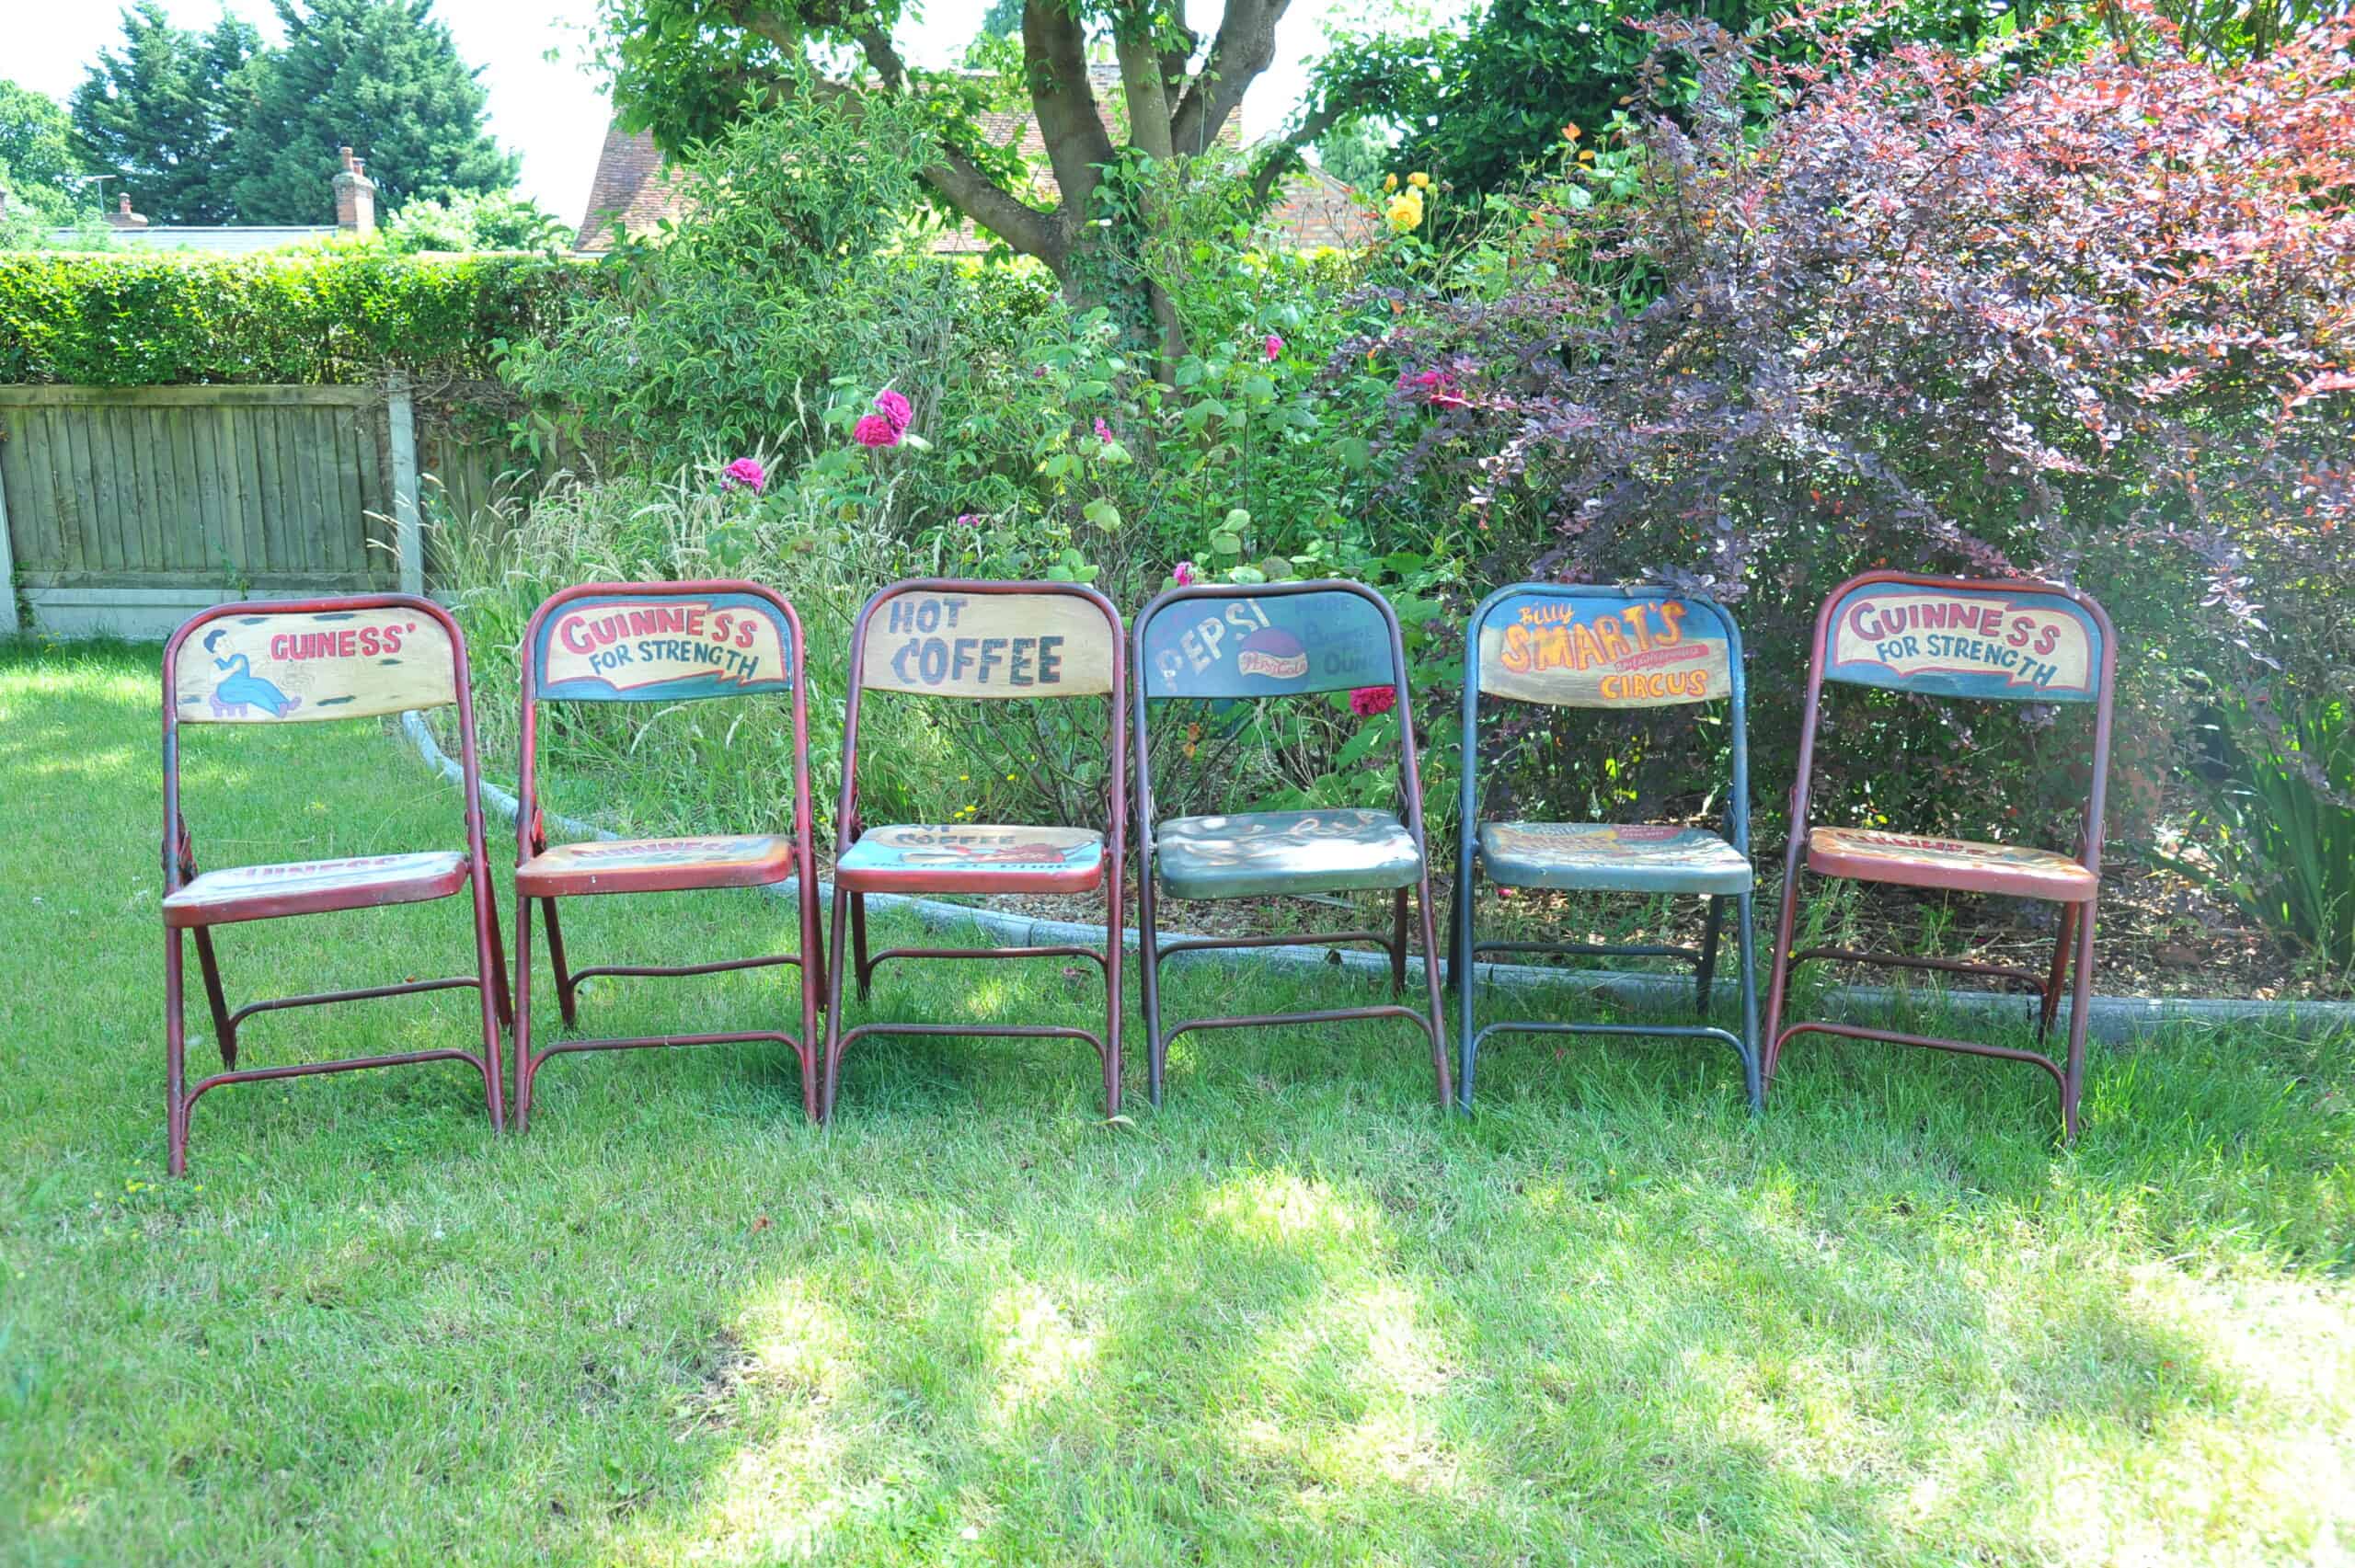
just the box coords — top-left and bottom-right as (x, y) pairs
(1473, 589), (1733, 708)
(532, 590), (795, 702)
(1141, 589), (1396, 699)
(1823, 581), (2102, 703)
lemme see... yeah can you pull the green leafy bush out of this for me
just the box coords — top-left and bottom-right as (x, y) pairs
(0, 246), (580, 385)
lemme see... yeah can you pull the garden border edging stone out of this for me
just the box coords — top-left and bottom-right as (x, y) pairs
(402, 713), (2355, 1044)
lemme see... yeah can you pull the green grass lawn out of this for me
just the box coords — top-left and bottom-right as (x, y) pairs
(4, 639), (2353, 1565)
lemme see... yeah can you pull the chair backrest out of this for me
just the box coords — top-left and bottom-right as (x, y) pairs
(841, 578), (1126, 831)
(160, 594), (487, 885)
(1793, 569), (2118, 872)
(1818, 572), (2107, 704)
(169, 601), (461, 724)
(518, 580), (810, 846)
(1138, 583), (1396, 699)
(1460, 582), (1749, 845)
(1132, 578), (1429, 834)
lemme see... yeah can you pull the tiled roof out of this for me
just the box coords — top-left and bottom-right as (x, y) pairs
(575, 69), (1372, 255)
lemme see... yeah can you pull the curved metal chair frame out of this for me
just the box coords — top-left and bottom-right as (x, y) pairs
(1451, 582), (1762, 1111)
(824, 578), (1127, 1120)
(160, 594), (509, 1175)
(1762, 570), (2118, 1139)
(1132, 578), (1452, 1109)
(510, 580), (822, 1127)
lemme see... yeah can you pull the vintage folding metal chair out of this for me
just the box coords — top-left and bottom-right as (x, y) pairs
(510, 581), (822, 1127)
(823, 579), (1127, 1119)
(1132, 579), (1452, 1107)
(1763, 570), (2116, 1138)
(160, 595), (509, 1175)
(1452, 583), (1762, 1111)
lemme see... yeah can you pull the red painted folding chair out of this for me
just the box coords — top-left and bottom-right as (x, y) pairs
(823, 579), (1126, 1120)
(510, 581), (822, 1127)
(1763, 571), (2117, 1137)
(160, 595), (509, 1175)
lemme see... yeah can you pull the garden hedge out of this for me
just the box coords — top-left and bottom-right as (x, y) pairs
(0, 247), (588, 387)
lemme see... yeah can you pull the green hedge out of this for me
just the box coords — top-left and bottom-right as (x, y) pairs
(0, 246), (589, 386)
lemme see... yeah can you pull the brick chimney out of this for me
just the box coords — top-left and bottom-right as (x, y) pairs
(108, 193), (149, 229)
(332, 147), (375, 235)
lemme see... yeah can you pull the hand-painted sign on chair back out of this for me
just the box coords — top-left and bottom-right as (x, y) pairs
(1472, 588), (1734, 708)
(173, 606), (458, 723)
(528, 588), (795, 703)
(1140, 586), (1397, 699)
(858, 588), (1116, 698)
(1821, 577), (2104, 703)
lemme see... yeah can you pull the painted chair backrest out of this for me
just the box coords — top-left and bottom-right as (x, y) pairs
(525, 583), (798, 704)
(1469, 584), (1740, 710)
(856, 581), (1119, 700)
(169, 601), (460, 724)
(1818, 573), (2107, 704)
(1138, 583), (1397, 701)
(1461, 582), (1749, 847)
(517, 581), (811, 856)
(841, 578), (1127, 834)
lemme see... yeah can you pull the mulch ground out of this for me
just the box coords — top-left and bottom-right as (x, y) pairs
(883, 856), (2348, 1003)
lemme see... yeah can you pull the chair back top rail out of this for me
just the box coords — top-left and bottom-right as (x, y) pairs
(524, 582), (798, 704)
(1817, 571), (2108, 704)
(1137, 581), (1398, 700)
(167, 598), (460, 725)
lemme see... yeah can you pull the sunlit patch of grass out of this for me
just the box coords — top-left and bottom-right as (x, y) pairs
(3, 639), (2354, 1563)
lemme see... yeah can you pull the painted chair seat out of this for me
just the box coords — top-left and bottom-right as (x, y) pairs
(1154, 808), (1423, 900)
(1477, 822), (1752, 896)
(163, 850), (469, 928)
(834, 823), (1106, 894)
(1807, 827), (2097, 902)
(516, 834), (795, 897)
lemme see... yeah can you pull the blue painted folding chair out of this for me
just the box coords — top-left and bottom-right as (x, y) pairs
(1451, 583), (1762, 1110)
(1133, 579), (1453, 1109)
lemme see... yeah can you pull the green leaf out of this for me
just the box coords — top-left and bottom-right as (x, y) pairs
(1223, 508), (1252, 532)
(1209, 531), (1243, 555)
(1083, 498), (1120, 531)
(1338, 437), (1373, 471)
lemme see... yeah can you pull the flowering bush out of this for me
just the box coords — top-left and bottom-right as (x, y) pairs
(1359, 8), (2355, 849)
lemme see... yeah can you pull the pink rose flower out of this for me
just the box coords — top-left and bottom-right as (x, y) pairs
(853, 413), (900, 448)
(1094, 417), (1114, 444)
(1349, 684), (1396, 718)
(874, 387), (912, 435)
(1265, 333), (1284, 361)
(720, 456), (766, 494)
(1173, 560), (1197, 587)
(955, 512), (981, 527)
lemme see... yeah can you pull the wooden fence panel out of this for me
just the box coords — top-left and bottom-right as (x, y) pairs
(0, 383), (415, 637)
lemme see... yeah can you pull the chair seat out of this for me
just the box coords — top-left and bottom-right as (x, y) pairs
(835, 824), (1105, 893)
(1155, 808), (1422, 899)
(1478, 822), (1752, 895)
(163, 851), (469, 928)
(516, 834), (795, 897)
(1808, 827), (2097, 902)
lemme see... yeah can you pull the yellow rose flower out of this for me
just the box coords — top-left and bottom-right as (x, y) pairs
(1383, 172), (1398, 192)
(1384, 190), (1424, 234)
(1407, 171), (1430, 189)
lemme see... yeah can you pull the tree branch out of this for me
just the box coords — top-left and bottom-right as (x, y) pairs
(1248, 90), (1359, 204)
(1025, 0), (1116, 231)
(1170, 0), (1292, 156)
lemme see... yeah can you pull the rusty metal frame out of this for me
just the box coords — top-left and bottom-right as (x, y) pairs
(160, 593), (510, 1176)
(1450, 583), (1762, 1113)
(1132, 578), (1452, 1109)
(1763, 570), (2118, 1139)
(822, 578), (1127, 1120)
(510, 580), (823, 1127)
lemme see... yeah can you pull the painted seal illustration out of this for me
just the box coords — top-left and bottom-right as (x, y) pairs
(201, 629), (304, 718)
